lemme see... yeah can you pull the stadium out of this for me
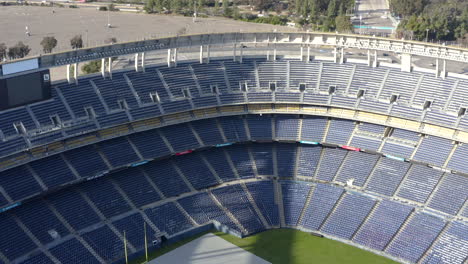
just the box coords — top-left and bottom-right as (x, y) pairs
(0, 31), (467, 264)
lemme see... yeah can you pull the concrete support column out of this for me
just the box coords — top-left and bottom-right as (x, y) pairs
(240, 45), (243, 63)
(108, 58), (112, 79)
(141, 52), (145, 72)
(167, 49), (172, 67)
(199, 45), (204, 64)
(273, 45), (277, 61)
(340, 48), (345, 64)
(233, 44), (237, 62)
(307, 46), (311, 62)
(334, 47), (338, 63)
(374, 50), (379, 67)
(173, 48), (178, 67)
(101, 58), (106, 78)
(135, 53), (139, 72)
(73, 63), (78, 84)
(206, 45), (210, 64)
(300, 46), (304, 61)
(67, 64), (71, 83)
(267, 50), (270, 61)
(441, 59), (446, 79)
(435, 59), (439, 78)
(367, 50), (371, 66)
(401, 53), (412, 72)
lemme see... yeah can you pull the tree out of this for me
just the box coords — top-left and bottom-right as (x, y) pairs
(82, 60), (102, 74)
(8, 42), (30, 59)
(40, 36), (58, 53)
(222, 0), (229, 15)
(70, 35), (83, 49)
(0, 43), (6, 61)
(327, 0), (337, 18)
(335, 15), (353, 33)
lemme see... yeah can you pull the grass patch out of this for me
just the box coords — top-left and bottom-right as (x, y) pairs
(128, 230), (213, 264)
(214, 229), (399, 264)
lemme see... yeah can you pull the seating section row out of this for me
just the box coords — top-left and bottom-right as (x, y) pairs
(1, 59), (468, 159)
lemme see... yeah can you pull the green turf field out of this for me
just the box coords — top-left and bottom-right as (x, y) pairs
(130, 229), (399, 264)
(214, 229), (399, 264)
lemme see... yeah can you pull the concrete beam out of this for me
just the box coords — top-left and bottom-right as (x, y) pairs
(300, 46), (304, 61)
(141, 52), (145, 72)
(101, 58), (106, 78)
(66, 64), (71, 83)
(167, 49), (172, 67)
(73, 63), (78, 84)
(373, 50), (378, 67)
(334, 47), (338, 63)
(340, 48), (344, 64)
(173, 48), (178, 67)
(435, 59), (439, 78)
(199, 45), (204, 64)
(401, 53), (412, 72)
(367, 50), (371, 66)
(441, 59), (446, 79)
(135, 53), (139, 72)
(307, 46), (310, 62)
(206, 45), (210, 64)
(108, 58), (112, 79)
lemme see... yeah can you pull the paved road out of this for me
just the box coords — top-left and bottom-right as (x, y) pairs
(353, 0), (394, 36)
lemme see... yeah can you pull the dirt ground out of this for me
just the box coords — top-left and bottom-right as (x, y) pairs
(0, 5), (296, 56)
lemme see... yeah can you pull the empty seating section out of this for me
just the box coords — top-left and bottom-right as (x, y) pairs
(225, 145), (255, 179)
(447, 144), (468, 173)
(335, 152), (379, 186)
(422, 221), (468, 264)
(300, 116), (327, 142)
(29, 155), (77, 188)
(80, 178), (132, 218)
(250, 144), (274, 175)
(427, 173), (468, 215)
(380, 70), (421, 102)
(174, 154), (219, 189)
(319, 63), (353, 93)
(14, 199), (69, 245)
(414, 75), (453, 108)
(245, 181), (280, 226)
(112, 213), (156, 250)
(386, 212), (446, 263)
(350, 136), (381, 150)
(126, 69), (170, 103)
(365, 158), (410, 196)
(296, 145), (321, 177)
(223, 60), (257, 91)
(128, 130), (171, 159)
(212, 185), (265, 233)
(0, 137), (27, 157)
(281, 181), (311, 226)
(397, 165), (443, 203)
(98, 137), (140, 168)
(246, 115), (272, 140)
(276, 143), (297, 177)
(58, 81), (106, 118)
(144, 202), (194, 236)
(178, 192), (238, 231)
(0, 108), (36, 137)
(143, 159), (191, 197)
(348, 66), (386, 97)
(315, 148), (347, 181)
(0, 213), (37, 261)
(257, 61), (287, 89)
(289, 61), (320, 90)
(381, 141), (415, 158)
(190, 119), (224, 146)
(49, 238), (99, 264)
(391, 104), (423, 120)
(448, 79), (468, 112)
(353, 200), (413, 250)
(190, 62), (229, 94)
(64, 146), (109, 178)
(300, 183), (343, 230)
(160, 123), (200, 151)
(30, 97), (71, 128)
(47, 190), (101, 231)
(19, 252), (54, 264)
(82, 225), (124, 263)
(112, 168), (161, 207)
(275, 115), (300, 140)
(413, 136), (453, 166)
(92, 75), (138, 110)
(218, 116), (249, 142)
(158, 66), (200, 98)
(358, 123), (385, 134)
(325, 119), (355, 145)
(0, 165), (43, 201)
(321, 193), (376, 239)
(202, 149), (237, 182)
(391, 128), (420, 141)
